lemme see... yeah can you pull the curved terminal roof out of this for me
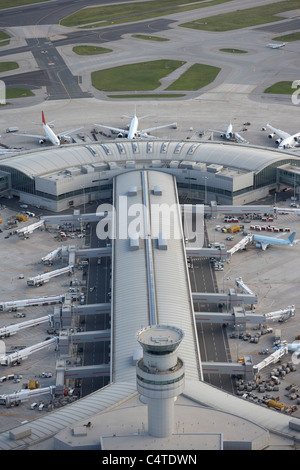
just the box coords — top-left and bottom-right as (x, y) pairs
(0, 140), (298, 179)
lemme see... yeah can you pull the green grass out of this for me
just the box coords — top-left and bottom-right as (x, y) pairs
(91, 60), (186, 92)
(180, 0), (300, 32)
(219, 48), (247, 53)
(273, 31), (300, 42)
(0, 40), (10, 47)
(72, 45), (112, 55)
(60, 0), (235, 28)
(132, 35), (169, 42)
(0, 31), (10, 40)
(0, 0), (49, 9)
(0, 62), (19, 73)
(166, 63), (221, 91)
(264, 81), (294, 95)
(6, 88), (34, 99)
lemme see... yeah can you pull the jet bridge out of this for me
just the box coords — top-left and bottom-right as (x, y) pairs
(16, 220), (44, 237)
(0, 337), (58, 366)
(192, 288), (258, 308)
(0, 386), (56, 407)
(0, 315), (53, 338)
(253, 346), (288, 375)
(227, 235), (253, 256)
(27, 265), (74, 286)
(0, 295), (64, 312)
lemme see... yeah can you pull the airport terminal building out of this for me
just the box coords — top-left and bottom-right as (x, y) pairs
(0, 140), (299, 212)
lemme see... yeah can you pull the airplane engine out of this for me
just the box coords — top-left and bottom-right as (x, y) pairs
(268, 133), (274, 139)
(294, 136), (300, 143)
(220, 133), (225, 138)
(255, 243), (262, 248)
(39, 139), (46, 145)
(59, 136), (71, 143)
(117, 133), (123, 138)
(228, 132), (233, 138)
(275, 138), (282, 145)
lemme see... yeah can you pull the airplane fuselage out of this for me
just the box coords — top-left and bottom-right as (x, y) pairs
(43, 124), (60, 146)
(127, 115), (139, 139)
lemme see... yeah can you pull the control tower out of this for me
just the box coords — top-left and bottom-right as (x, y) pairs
(136, 325), (185, 438)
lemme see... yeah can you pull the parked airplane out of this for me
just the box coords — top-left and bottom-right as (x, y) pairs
(95, 111), (176, 139)
(17, 111), (83, 146)
(209, 121), (248, 143)
(266, 124), (300, 149)
(252, 231), (298, 251)
(267, 43), (286, 49)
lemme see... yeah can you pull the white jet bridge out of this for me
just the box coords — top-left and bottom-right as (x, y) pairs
(0, 315), (53, 338)
(41, 247), (62, 264)
(0, 295), (64, 311)
(253, 346), (288, 374)
(16, 220), (44, 237)
(0, 386), (56, 407)
(227, 235), (253, 256)
(0, 337), (58, 366)
(27, 265), (73, 286)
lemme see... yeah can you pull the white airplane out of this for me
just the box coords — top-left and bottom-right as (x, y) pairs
(17, 111), (83, 146)
(209, 121), (248, 143)
(267, 42), (286, 49)
(266, 124), (300, 149)
(95, 111), (176, 139)
(252, 231), (298, 251)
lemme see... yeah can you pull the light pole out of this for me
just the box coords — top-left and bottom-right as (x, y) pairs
(203, 176), (208, 204)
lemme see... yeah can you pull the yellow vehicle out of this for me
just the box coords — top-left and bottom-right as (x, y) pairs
(15, 214), (29, 222)
(228, 225), (240, 234)
(267, 400), (287, 412)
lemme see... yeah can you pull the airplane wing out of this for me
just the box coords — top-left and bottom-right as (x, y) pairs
(59, 127), (83, 136)
(15, 133), (49, 140)
(94, 123), (126, 135)
(209, 129), (224, 134)
(266, 124), (290, 140)
(140, 123), (176, 134)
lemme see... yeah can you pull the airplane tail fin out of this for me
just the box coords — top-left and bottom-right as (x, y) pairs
(288, 232), (296, 243)
(42, 111), (46, 125)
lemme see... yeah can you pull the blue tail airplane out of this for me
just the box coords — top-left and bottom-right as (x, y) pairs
(252, 231), (298, 251)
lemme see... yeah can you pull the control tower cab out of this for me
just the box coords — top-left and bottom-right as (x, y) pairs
(136, 325), (185, 438)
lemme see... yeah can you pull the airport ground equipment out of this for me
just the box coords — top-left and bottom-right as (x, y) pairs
(227, 235), (253, 256)
(16, 220), (44, 237)
(235, 277), (255, 296)
(0, 337), (58, 366)
(0, 295), (65, 311)
(264, 306), (295, 322)
(253, 346), (288, 375)
(0, 315), (53, 338)
(41, 247), (62, 264)
(0, 386), (56, 407)
(27, 265), (74, 286)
